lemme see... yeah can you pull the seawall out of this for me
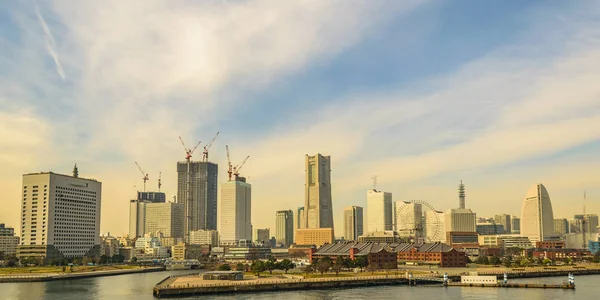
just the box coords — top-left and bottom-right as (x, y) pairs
(0, 266), (165, 283)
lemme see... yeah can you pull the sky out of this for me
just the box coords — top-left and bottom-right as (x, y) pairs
(1, 0), (600, 236)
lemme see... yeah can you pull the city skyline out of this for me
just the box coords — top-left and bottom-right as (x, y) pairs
(1, 1), (600, 236)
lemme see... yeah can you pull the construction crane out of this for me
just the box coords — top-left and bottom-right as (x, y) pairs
(233, 155), (250, 180)
(135, 162), (149, 192)
(202, 132), (220, 162)
(178, 136), (202, 241)
(226, 145), (233, 181)
(158, 172), (162, 192)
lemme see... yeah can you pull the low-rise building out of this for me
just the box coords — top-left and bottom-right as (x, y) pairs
(447, 231), (479, 256)
(295, 228), (334, 247)
(172, 243), (211, 261)
(310, 242), (397, 268)
(358, 231), (402, 243)
(223, 246), (271, 261)
(0, 223), (19, 257)
(190, 230), (219, 247)
(99, 236), (120, 257)
(531, 248), (591, 260)
(393, 242), (468, 267)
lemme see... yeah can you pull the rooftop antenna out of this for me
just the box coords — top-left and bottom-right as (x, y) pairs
(458, 180), (466, 209)
(73, 163), (79, 178)
(371, 175), (378, 191)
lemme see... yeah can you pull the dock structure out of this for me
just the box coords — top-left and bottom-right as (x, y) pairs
(153, 274), (446, 298)
(446, 282), (574, 289)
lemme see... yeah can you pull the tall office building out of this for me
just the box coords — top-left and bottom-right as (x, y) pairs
(494, 214), (511, 234)
(218, 178), (252, 244)
(137, 191), (166, 203)
(129, 200), (184, 238)
(177, 161), (218, 237)
(276, 210), (294, 248)
(129, 200), (147, 238)
(18, 167), (102, 259)
(554, 218), (570, 236)
(343, 206), (363, 241)
(144, 202), (184, 238)
(304, 154), (334, 230)
(520, 183), (555, 243)
(395, 201), (423, 233)
(574, 214), (599, 236)
(296, 207), (305, 229)
(253, 228), (270, 246)
(367, 190), (393, 232)
(511, 216), (521, 234)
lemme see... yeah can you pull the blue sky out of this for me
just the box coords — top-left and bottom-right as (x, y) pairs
(1, 0), (600, 235)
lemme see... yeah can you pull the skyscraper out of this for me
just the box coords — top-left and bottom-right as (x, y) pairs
(304, 154), (334, 230)
(18, 167), (102, 259)
(275, 210), (294, 247)
(554, 218), (569, 236)
(367, 190), (393, 232)
(177, 161), (218, 236)
(574, 214), (599, 236)
(511, 216), (521, 234)
(218, 178), (252, 245)
(144, 202), (185, 238)
(253, 228), (270, 246)
(494, 214), (511, 234)
(343, 206), (363, 241)
(520, 183), (555, 242)
(296, 207), (305, 229)
(137, 191), (166, 203)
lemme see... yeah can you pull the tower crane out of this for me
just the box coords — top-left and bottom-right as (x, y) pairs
(135, 162), (149, 192)
(158, 172), (162, 192)
(226, 145), (233, 181)
(233, 155), (250, 180)
(178, 136), (202, 241)
(202, 132), (220, 162)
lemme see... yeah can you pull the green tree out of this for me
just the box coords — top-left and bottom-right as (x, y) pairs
(316, 257), (332, 275)
(489, 256), (501, 265)
(520, 258), (531, 267)
(217, 264), (231, 271)
(130, 257), (138, 264)
(592, 253), (600, 263)
(278, 259), (295, 274)
(265, 258), (278, 275)
(542, 258), (552, 266)
(236, 263), (246, 271)
(502, 256), (512, 268)
(476, 256), (489, 265)
(304, 264), (314, 278)
(111, 254), (125, 263)
(383, 262), (397, 273)
(354, 256), (368, 271)
(0, 251), (5, 260)
(331, 261), (343, 276)
(251, 260), (266, 276)
(340, 257), (354, 269)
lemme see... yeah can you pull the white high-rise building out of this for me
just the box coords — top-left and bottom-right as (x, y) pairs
(189, 229), (219, 246)
(520, 183), (555, 243)
(276, 210), (294, 247)
(367, 190), (393, 233)
(218, 178), (252, 244)
(129, 200), (148, 238)
(18, 166), (102, 259)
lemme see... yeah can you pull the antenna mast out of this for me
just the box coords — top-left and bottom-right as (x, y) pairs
(371, 175), (378, 191)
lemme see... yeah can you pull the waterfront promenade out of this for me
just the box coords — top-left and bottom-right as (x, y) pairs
(0, 266), (165, 283)
(152, 266), (600, 297)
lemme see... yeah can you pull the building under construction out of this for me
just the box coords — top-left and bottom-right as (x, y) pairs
(177, 161), (218, 234)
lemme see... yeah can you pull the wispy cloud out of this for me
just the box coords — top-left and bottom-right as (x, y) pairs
(33, 0), (65, 80)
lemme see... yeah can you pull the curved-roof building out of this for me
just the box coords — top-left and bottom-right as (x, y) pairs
(520, 183), (555, 242)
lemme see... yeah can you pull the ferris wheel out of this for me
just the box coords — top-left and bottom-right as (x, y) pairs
(395, 200), (443, 243)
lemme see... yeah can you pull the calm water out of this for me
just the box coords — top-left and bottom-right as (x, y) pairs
(1, 271), (599, 300)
